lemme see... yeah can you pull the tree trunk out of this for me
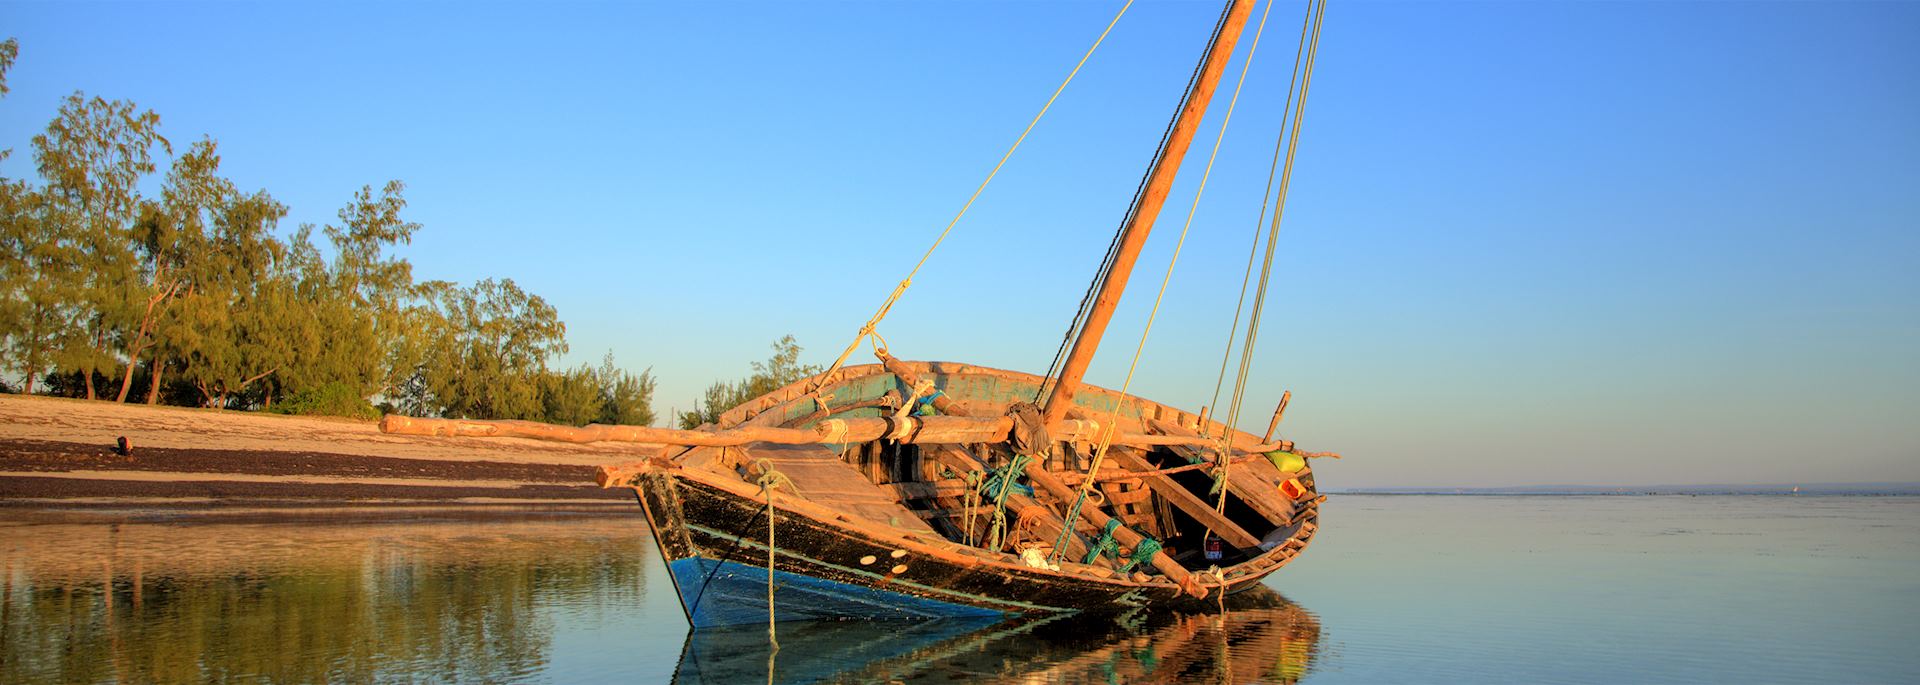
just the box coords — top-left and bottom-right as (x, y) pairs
(115, 347), (142, 403)
(23, 360), (37, 395)
(119, 281), (173, 403)
(146, 359), (164, 405)
(84, 371), (96, 401)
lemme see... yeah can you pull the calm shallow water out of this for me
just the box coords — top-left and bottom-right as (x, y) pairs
(2, 496), (1915, 683)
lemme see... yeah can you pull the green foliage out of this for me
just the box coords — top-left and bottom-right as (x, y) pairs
(595, 352), (656, 426)
(527, 353), (659, 427)
(2, 90), (168, 398)
(0, 50), (660, 423)
(540, 364), (603, 427)
(677, 335), (819, 429)
(0, 38), (15, 99)
(411, 278), (567, 421)
(269, 382), (380, 420)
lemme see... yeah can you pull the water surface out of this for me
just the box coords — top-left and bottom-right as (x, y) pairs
(2, 496), (1914, 683)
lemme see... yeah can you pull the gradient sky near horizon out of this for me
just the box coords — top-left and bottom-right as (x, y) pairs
(3, 1), (1914, 488)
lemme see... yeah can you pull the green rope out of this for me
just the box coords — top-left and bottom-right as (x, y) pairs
(982, 454), (1035, 501)
(1082, 519), (1123, 565)
(1120, 536), (1163, 572)
(1053, 476), (1098, 561)
(982, 454), (1033, 551)
(1078, 519), (1163, 572)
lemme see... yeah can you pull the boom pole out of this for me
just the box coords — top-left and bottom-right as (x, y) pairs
(1041, 0), (1260, 425)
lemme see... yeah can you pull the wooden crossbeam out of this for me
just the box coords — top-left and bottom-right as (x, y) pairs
(1102, 447), (1263, 549)
(1148, 419), (1296, 527)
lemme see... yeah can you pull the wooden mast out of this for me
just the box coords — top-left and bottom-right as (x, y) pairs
(1040, 0), (1261, 425)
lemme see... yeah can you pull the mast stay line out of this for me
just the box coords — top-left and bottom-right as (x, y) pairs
(811, 0), (1139, 393)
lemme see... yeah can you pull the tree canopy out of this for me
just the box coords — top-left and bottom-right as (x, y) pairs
(0, 38), (656, 426)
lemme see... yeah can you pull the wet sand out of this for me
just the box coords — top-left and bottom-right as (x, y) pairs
(0, 394), (653, 507)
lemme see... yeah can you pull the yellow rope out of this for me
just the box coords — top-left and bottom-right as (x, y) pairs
(1208, 0), (1315, 433)
(1059, 0), (1283, 550)
(1222, 0), (1323, 458)
(813, 0), (1138, 389)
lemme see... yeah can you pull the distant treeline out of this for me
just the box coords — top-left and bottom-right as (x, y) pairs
(675, 335), (821, 429)
(0, 38), (655, 425)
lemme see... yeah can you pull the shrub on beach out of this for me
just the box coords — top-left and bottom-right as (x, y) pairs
(270, 382), (380, 420)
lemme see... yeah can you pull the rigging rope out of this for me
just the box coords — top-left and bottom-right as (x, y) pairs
(813, 0), (1139, 390)
(1207, 0), (1317, 426)
(1221, 0), (1323, 461)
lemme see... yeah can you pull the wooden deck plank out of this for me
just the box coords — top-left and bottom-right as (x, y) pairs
(744, 443), (940, 535)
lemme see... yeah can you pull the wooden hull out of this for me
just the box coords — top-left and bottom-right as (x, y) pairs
(627, 360), (1323, 627)
(636, 470), (1169, 626)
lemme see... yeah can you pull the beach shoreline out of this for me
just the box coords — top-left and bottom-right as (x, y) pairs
(0, 394), (653, 508)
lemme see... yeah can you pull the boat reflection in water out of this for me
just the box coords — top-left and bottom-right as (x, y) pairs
(674, 584), (1321, 685)
(1, 509), (1318, 683)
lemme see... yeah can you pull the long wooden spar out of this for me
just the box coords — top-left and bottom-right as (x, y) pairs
(1040, 0), (1260, 426)
(377, 413), (1289, 452)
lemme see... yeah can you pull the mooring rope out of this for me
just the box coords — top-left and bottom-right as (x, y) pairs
(752, 459), (793, 653)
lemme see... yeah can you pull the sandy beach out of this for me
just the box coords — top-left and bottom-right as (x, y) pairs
(0, 394), (656, 506)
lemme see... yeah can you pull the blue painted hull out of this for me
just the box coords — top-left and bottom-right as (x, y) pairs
(669, 557), (1005, 628)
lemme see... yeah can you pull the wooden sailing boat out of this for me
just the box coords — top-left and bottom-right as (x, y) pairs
(382, 0), (1336, 627)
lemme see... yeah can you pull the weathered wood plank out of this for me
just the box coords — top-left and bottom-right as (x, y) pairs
(1102, 446), (1263, 549)
(745, 443), (940, 535)
(1148, 420), (1295, 527)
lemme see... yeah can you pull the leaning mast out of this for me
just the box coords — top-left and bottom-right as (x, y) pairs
(1040, 0), (1261, 425)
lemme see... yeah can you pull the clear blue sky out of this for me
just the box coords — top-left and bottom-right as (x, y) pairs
(4, 1), (1915, 487)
